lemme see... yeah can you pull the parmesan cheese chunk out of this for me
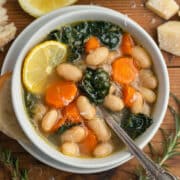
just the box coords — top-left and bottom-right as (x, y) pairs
(146, 0), (179, 20)
(158, 21), (180, 56)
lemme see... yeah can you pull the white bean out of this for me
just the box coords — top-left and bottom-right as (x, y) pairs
(60, 126), (87, 143)
(131, 92), (143, 114)
(139, 87), (156, 103)
(87, 117), (111, 142)
(56, 63), (82, 82)
(41, 109), (58, 132)
(142, 102), (151, 116)
(61, 142), (79, 157)
(93, 142), (113, 157)
(86, 47), (109, 66)
(139, 69), (158, 89)
(132, 46), (152, 68)
(76, 96), (96, 120)
(104, 94), (124, 112)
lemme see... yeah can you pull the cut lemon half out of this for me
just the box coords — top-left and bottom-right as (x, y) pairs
(22, 41), (67, 94)
(18, 0), (77, 17)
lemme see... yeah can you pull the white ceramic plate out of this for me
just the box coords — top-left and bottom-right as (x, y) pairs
(1, 5), (132, 173)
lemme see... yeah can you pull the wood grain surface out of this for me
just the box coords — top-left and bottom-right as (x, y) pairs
(0, 0), (180, 179)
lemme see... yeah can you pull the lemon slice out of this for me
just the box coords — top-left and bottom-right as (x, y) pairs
(22, 40), (67, 94)
(18, 0), (77, 17)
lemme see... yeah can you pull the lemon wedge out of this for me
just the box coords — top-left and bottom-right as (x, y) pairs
(22, 41), (67, 94)
(18, 0), (77, 17)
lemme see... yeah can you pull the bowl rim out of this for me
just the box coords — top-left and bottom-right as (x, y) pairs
(2, 5), (135, 174)
(11, 7), (169, 169)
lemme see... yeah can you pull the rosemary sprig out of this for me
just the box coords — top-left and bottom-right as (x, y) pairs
(0, 147), (28, 180)
(135, 93), (180, 179)
(170, 92), (180, 106)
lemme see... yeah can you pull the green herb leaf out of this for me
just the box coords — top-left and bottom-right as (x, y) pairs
(47, 21), (123, 62)
(24, 91), (39, 118)
(170, 92), (180, 106)
(0, 147), (28, 180)
(79, 68), (110, 104)
(56, 122), (81, 135)
(168, 105), (180, 136)
(121, 113), (153, 139)
(47, 30), (62, 42)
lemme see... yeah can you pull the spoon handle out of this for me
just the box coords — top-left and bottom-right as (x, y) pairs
(102, 111), (177, 180)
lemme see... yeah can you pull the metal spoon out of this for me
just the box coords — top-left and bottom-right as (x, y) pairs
(100, 108), (177, 180)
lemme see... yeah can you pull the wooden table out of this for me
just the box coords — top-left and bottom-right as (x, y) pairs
(0, 0), (180, 179)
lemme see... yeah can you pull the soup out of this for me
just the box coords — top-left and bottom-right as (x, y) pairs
(22, 21), (157, 158)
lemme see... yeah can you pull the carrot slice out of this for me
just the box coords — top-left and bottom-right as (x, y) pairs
(85, 36), (100, 53)
(79, 129), (97, 155)
(62, 101), (82, 123)
(123, 85), (136, 107)
(112, 57), (138, 84)
(50, 101), (82, 132)
(121, 33), (134, 55)
(45, 81), (77, 108)
(50, 117), (66, 133)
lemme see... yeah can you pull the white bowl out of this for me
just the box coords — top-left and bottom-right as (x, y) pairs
(11, 7), (169, 169)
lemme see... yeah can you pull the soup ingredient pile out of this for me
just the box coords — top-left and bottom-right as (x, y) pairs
(22, 21), (156, 158)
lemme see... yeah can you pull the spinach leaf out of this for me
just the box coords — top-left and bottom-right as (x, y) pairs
(24, 91), (39, 118)
(121, 113), (153, 139)
(56, 122), (81, 135)
(47, 30), (62, 41)
(47, 21), (123, 62)
(88, 21), (122, 49)
(79, 68), (110, 104)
